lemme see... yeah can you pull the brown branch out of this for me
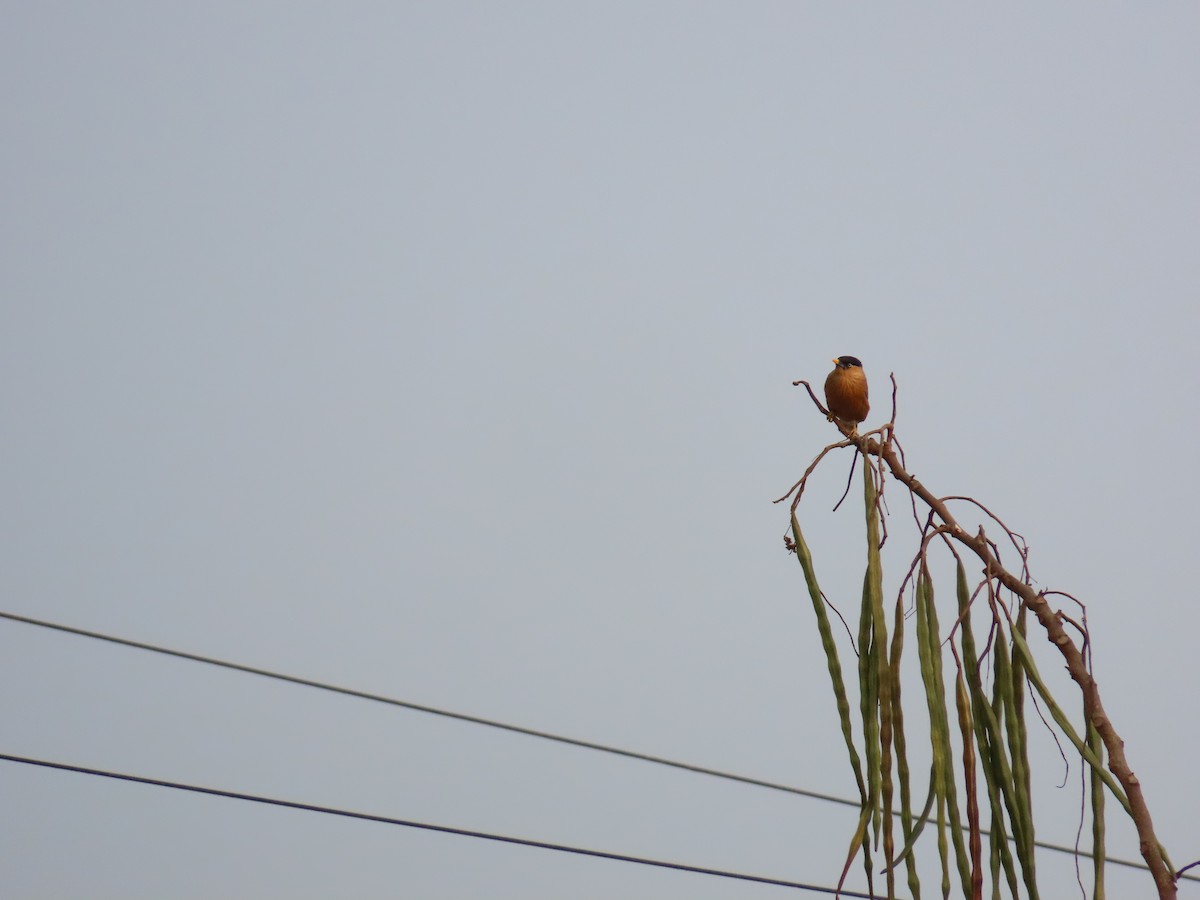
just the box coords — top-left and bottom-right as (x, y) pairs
(779, 373), (1176, 897)
(853, 430), (1178, 898)
(792, 378), (828, 416)
(941, 496), (1032, 582)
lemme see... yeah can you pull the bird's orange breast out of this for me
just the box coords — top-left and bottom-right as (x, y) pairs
(824, 366), (870, 424)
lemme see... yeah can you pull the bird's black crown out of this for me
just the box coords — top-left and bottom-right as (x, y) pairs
(837, 356), (863, 368)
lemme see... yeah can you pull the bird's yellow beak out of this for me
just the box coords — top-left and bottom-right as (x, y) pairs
(831, 357), (840, 365)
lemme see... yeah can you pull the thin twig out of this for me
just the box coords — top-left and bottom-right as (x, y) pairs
(1177, 860), (1200, 879)
(831, 446), (862, 512)
(822, 589), (860, 656)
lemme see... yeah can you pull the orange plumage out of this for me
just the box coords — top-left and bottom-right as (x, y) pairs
(824, 356), (869, 434)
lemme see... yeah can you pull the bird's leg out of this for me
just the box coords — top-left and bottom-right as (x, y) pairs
(828, 414), (859, 439)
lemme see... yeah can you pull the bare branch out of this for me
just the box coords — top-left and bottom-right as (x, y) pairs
(858, 424), (1175, 896)
(780, 372), (1177, 897)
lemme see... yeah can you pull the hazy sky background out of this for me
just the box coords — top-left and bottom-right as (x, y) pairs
(3, 4), (1198, 898)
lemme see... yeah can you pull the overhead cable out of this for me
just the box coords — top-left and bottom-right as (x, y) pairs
(0, 608), (1181, 881)
(0, 752), (894, 899)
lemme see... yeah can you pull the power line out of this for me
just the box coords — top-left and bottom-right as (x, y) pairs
(0, 609), (1185, 882)
(0, 752), (892, 899)
(0, 610), (853, 806)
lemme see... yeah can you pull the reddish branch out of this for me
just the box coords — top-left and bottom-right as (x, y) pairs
(781, 377), (1177, 899)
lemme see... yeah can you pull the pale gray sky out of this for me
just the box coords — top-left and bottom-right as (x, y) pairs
(3, 4), (1198, 898)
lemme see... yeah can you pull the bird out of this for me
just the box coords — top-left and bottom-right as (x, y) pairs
(824, 356), (869, 436)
